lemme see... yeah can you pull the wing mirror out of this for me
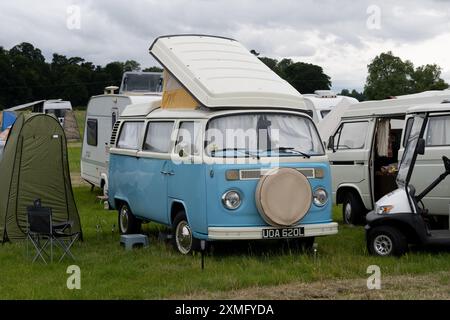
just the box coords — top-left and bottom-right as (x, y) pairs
(417, 138), (426, 155)
(327, 136), (335, 152)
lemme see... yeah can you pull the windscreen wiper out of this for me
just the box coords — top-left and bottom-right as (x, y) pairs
(211, 148), (260, 159)
(270, 147), (311, 158)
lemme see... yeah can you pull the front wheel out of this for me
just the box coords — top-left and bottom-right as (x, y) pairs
(342, 192), (365, 225)
(367, 226), (408, 256)
(172, 211), (200, 254)
(118, 203), (141, 234)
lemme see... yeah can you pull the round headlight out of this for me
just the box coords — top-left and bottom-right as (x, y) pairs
(313, 188), (328, 207)
(222, 190), (241, 210)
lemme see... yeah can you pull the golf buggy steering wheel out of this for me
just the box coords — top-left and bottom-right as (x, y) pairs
(443, 156), (450, 174)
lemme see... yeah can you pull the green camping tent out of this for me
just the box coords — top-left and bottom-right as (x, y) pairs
(0, 113), (82, 242)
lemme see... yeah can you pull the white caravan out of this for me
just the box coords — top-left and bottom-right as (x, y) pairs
(326, 92), (450, 224)
(43, 99), (73, 126)
(303, 90), (358, 122)
(81, 72), (163, 190)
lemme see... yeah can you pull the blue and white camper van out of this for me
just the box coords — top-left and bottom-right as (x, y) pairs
(108, 35), (338, 254)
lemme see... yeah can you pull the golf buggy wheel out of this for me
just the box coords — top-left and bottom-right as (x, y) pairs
(118, 203), (141, 234)
(342, 192), (365, 225)
(367, 226), (408, 257)
(172, 211), (200, 255)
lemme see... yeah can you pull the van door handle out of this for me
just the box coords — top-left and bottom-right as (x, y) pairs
(160, 170), (175, 175)
(355, 161), (365, 165)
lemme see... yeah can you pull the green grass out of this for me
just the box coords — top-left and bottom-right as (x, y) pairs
(1, 190), (449, 299)
(73, 109), (86, 141)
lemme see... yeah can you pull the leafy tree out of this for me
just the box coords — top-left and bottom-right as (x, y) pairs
(258, 56), (331, 93)
(123, 60), (141, 72)
(364, 51), (448, 100)
(411, 64), (448, 92)
(142, 66), (163, 72)
(339, 89), (366, 101)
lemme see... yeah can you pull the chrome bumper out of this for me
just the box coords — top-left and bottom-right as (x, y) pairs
(208, 222), (338, 240)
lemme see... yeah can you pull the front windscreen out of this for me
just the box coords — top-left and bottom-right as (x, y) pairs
(397, 115), (425, 186)
(120, 73), (162, 93)
(205, 113), (324, 158)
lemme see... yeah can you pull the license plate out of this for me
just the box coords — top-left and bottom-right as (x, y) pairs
(262, 227), (304, 239)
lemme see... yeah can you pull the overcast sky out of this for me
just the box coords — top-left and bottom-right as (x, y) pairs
(1, 0), (449, 92)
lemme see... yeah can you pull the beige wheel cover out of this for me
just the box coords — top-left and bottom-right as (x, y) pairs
(255, 168), (312, 227)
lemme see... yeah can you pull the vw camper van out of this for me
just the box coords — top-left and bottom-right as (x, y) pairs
(327, 92), (450, 224)
(107, 35), (338, 254)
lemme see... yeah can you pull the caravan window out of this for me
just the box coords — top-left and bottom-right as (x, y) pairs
(117, 122), (144, 150)
(86, 119), (98, 146)
(143, 121), (175, 153)
(425, 115), (450, 146)
(335, 121), (368, 150)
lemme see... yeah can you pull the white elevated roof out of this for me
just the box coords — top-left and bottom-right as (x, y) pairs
(149, 35), (306, 109)
(342, 93), (450, 119)
(304, 95), (358, 110)
(43, 100), (72, 110)
(120, 99), (162, 117)
(407, 102), (450, 114)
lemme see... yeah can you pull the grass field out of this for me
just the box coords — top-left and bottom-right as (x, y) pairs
(0, 110), (449, 299)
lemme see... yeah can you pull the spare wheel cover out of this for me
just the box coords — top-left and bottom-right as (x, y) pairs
(255, 168), (312, 227)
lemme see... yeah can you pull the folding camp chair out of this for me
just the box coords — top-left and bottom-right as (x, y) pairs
(27, 206), (54, 264)
(27, 201), (80, 263)
(52, 220), (80, 262)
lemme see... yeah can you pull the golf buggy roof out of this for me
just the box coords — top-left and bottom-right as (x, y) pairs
(149, 34), (307, 110)
(342, 94), (450, 119)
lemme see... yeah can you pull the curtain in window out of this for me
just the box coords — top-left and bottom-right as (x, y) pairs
(144, 122), (174, 153)
(427, 116), (450, 146)
(176, 122), (201, 155)
(117, 122), (144, 149)
(376, 119), (390, 157)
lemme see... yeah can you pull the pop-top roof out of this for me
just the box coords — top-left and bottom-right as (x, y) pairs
(149, 35), (306, 109)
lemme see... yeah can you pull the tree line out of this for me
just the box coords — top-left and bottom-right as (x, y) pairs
(0, 42), (448, 110)
(0, 42), (161, 109)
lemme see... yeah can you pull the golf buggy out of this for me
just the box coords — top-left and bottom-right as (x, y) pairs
(366, 104), (450, 256)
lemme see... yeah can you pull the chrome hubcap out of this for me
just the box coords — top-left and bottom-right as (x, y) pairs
(176, 221), (192, 254)
(120, 207), (129, 233)
(344, 203), (352, 223)
(374, 234), (393, 256)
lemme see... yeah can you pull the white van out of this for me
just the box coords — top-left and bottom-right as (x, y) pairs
(81, 72), (162, 191)
(327, 92), (450, 224)
(303, 90), (358, 122)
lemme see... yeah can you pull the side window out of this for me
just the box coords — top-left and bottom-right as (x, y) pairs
(402, 118), (414, 148)
(143, 121), (174, 153)
(335, 121), (369, 150)
(175, 121), (201, 155)
(425, 115), (450, 146)
(117, 122), (144, 149)
(86, 118), (98, 146)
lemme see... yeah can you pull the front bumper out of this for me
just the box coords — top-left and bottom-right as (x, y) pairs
(207, 222), (338, 240)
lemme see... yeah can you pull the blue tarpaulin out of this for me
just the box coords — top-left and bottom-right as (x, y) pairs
(1, 111), (16, 131)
